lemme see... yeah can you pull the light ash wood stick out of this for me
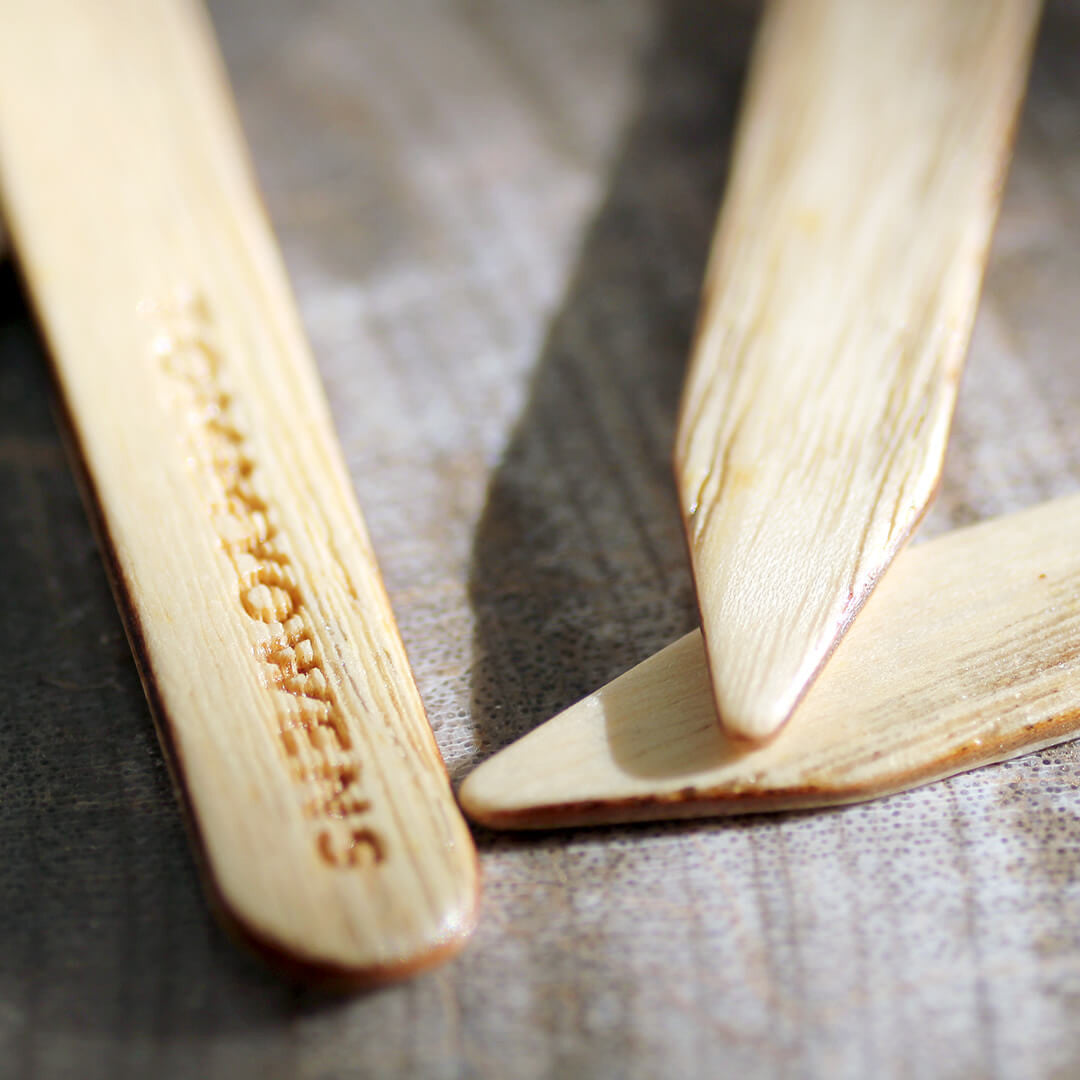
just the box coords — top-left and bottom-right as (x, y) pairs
(676, 0), (1041, 742)
(0, 0), (478, 984)
(460, 495), (1080, 829)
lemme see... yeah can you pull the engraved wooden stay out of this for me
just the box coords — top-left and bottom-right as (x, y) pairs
(0, 0), (478, 984)
(152, 291), (383, 869)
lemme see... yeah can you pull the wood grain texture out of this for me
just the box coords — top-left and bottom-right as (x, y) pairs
(4, 2), (1080, 1077)
(0, 0), (478, 982)
(461, 495), (1080, 828)
(676, 0), (1041, 741)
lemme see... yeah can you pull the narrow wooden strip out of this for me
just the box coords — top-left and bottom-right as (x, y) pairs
(0, 0), (478, 982)
(459, 495), (1080, 829)
(675, 0), (1041, 741)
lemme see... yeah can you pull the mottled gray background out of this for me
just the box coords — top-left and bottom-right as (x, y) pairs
(3, 1), (1080, 1076)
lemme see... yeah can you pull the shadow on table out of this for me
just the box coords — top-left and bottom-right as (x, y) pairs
(467, 0), (759, 763)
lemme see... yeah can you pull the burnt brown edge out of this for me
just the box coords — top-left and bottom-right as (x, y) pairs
(670, 3), (1039, 748)
(461, 704), (1080, 832)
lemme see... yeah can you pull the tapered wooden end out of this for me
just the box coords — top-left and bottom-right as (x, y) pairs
(460, 495), (1080, 830)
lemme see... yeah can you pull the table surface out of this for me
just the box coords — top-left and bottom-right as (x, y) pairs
(4, 1), (1080, 1077)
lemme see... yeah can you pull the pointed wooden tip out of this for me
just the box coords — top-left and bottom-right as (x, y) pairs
(673, 0), (1040, 743)
(685, 512), (906, 744)
(460, 495), (1080, 830)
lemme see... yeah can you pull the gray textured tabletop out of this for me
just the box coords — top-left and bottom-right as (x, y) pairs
(3, 1), (1080, 1077)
